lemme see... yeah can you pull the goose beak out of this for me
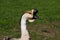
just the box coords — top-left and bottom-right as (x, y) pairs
(32, 9), (39, 19)
(32, 15), (39, 19)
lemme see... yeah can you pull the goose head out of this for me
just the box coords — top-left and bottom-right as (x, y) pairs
(24, 9), (39, 22)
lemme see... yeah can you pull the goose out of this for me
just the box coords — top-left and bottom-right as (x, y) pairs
(3, 9), (38, 40)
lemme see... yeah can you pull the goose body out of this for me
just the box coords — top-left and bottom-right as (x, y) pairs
(3, 9), (38, 40)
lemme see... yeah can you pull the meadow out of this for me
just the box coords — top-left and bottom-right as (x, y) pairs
(0, 0), (60, 40)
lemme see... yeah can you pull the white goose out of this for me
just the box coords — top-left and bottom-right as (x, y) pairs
(3, 9), (38, 40)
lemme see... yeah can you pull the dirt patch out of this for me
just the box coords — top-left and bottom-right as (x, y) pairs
(28, 22), (60, 40)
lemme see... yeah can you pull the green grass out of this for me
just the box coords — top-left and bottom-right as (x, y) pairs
(0, 0), (60, 40)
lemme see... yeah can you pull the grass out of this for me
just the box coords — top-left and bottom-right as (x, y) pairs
(0, 0), (60, 40)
